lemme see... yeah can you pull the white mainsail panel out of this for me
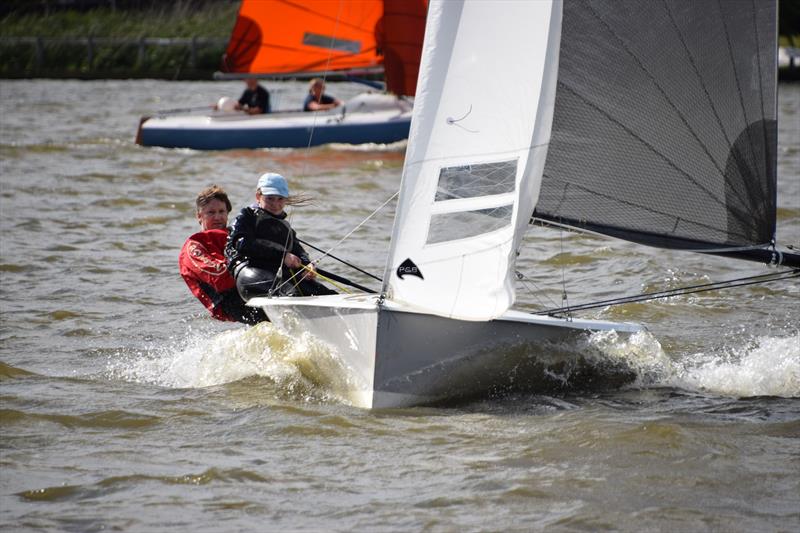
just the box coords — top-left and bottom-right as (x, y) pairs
(383, 0), (563, 320)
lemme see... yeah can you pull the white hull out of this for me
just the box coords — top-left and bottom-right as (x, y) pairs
(138, 93), (413, 150)
(249, 294), (643, 408)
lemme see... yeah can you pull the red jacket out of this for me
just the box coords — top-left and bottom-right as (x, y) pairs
(179, 229), (237, 321)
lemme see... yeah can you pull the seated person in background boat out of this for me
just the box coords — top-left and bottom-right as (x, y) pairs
(303, 78), (342, 112)
(225, 173), (336, 300)
(180, 185), (267, 324)
(234, 77), (270, 114)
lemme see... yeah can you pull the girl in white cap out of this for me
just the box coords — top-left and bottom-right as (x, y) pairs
(225, 173), (336, 301)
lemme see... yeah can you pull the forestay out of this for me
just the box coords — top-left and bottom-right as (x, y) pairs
(383, 0), (563, 320)
(535, 0), (778, 252)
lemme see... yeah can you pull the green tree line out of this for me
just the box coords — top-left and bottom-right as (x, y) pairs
(0, 1), (239, 78)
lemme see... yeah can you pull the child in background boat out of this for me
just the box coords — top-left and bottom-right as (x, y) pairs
(235, 77), (271, 114)
(179, 185), (267, 324)
(225, 173), (336, 300)
(303, 78), (342, 111)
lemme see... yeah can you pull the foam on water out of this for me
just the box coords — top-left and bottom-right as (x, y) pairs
(107, 321), (799, 405)
(586, 330), (673, 386)
(327, 140), (407, 152)
(586, 330), (800, 398)
(669, 333), (800, 398)
(106, 322), (357, 403)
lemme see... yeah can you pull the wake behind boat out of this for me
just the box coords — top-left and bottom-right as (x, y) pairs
(137, 93), (412, 150)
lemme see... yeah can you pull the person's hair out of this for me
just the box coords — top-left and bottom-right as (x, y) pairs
(196, 185), (232, 213)
(256, 188), (312, 207)
(308, 77), (325, 92)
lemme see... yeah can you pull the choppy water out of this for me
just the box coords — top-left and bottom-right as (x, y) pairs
(0, 79), (798, 532)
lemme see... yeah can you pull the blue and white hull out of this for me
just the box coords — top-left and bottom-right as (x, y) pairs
(137, 93), (412, 150)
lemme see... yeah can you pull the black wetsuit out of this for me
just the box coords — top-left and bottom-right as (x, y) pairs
(225, 206), (335, 300)
(238, 85), (270, 113)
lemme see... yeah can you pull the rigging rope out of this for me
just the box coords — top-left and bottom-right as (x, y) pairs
(298, 238), (382, 281)
(271, 191), (398, 295)
(267, 0), (381, 297)
(303, 0), (344, 151)
(536, 268), (800, 316)
(300, 264), (352, 294)
(310, 190), (398, 265)
(268, 211), (295, 296)
(265, 3), (346, 296)
(559, 228), (572, 319)
(515, 270), (564, 310)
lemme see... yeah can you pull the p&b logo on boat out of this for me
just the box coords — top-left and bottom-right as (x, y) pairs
(396, 258), (423, 280)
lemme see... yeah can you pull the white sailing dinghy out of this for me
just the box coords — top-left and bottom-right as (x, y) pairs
(250, 0), (797, 408)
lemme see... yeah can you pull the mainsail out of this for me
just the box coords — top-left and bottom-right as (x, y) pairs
(220, 0), (426, 96)
(535, 0), (778, 255)
(383, 0), (563, 320)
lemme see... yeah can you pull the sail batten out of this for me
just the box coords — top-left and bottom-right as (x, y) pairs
(535, 0), (778, 252)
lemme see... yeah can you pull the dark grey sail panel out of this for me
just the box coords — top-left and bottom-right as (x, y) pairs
(535, 0), (777, 250)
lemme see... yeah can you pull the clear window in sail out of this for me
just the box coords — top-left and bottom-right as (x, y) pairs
(427, 205), (514, 244)
(435, 160), (518, 201)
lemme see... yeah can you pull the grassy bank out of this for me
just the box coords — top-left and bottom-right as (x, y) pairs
(0, 2), (239, 79)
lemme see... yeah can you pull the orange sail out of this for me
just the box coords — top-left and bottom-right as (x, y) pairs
(221, 0), (426, 96)
(380, 0), (427, 96)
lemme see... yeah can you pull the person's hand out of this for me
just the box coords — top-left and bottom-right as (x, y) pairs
(284, 253), (302, 269)
(303, 263), (317, 280)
